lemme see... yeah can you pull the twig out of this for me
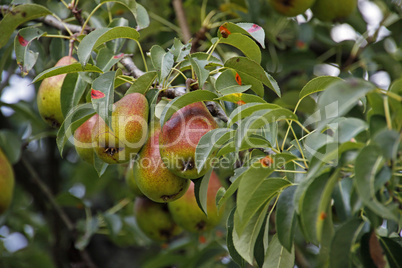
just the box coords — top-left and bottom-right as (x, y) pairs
(120, 56), (145, 78)
(172, 0), (192, 43)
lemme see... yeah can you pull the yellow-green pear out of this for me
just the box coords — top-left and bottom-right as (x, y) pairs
(311, 0), (357, 22)
(92, 93), (149, 164)
(134, 197), (182, 242)
(269, 0), (316, 17)
(0, 148), (15, 215)
(159, 102), (218, 179)
(37, 56), (77, 128)
(125, 162), (144, 197)
(134, 121), (190, 203)
(167, 171), (224, 233)
(74, 114), (97, 164)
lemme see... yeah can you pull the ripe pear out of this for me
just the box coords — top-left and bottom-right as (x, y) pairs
(92, 93), (149, 164)
(0, 149), (15, 215)
(159, 102), (218, 179)
(269, 0), (316, 17)
(134, 121), (190, 203)
(37, 56), (77, 128)
(167, 171), (224, 233)
(74, 114), (97, 164)
(311, 0), (357, 22)
(125, 162), (144, 197)
(134, 197), (182, 242)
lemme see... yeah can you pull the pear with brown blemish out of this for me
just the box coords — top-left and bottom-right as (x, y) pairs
(134, 121), (190, 203)
(92, 93), (149, 164)
(0, 148), (14, 215)
(37, 56), (77, 128)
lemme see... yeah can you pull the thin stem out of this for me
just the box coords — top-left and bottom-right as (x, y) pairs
(383, 97), (392, 130)
(106, 198), (131, 215)
(80, 3), (102, 35)
(274, 169), (307, 174)
(52, 14), (74, 36)
(378, 89), (402, 102)
(136, 41), (148, 72)
(43, 34), (72, 40)
(207, 37), (222, 60)
(292, 160), (307, 170)
(289, 123), (309, 169)
(106, 2), (113, 23)
(60, 0), (69, 9)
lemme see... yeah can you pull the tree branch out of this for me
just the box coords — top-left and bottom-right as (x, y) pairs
(172, 0), (191, 43)
(120, 56), (145, 78)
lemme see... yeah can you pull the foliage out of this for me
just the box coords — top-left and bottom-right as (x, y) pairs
(0, 0), (401, 267)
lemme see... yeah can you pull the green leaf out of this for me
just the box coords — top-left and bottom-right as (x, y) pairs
(169, 38), (191, 62)
(225, 57), (280, 97)
(188, 56), (210, 89)
(195, 129), (235, 173)
(78, 27), (140, 67)
(299, 76), (343, 100)
(355, 145), (398, 221)
(216, 135), (271, 158)
(32, 63), (103, 83)
(159, 90), (219, 126)
(263, 234), (295, 268)
(219, 33), (262, 64)
(103, 213), (123, 239)
(215, 93), (266, 104)
(372, 129), (400, 160)
(61, 73), (88, 117)
(0, 130), (22, 164)
(91, 71), (116, 129)
(55, 192), (85, 208)
(14, 27), (45, 76)
(106, 18), (129, 53)
(125, 71), (157, 95)
(193, 169), (212, 216)
(379, 236), (402, 268)
(329, 218), (364, 268)
(227, 102), (281, 127)
(214, 69), (251, 94)
(96, 47), (125, 72)
(100, 0), (149, 29)
(93, 152), (109, 177)
(179, 52), (222, 71)
(56, 103), (95, 155)
(150, 45), (173, 82)
(0, 4), (52, 49)
(219, 22), (266, 48)
(276, 185), (297, 252)
(335, 117), (368, 143)
(227, 207), (246, 267)
(217, 167), (248, 210)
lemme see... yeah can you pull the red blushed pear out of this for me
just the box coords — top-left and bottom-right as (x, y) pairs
(92, 93), (149, 164)
(134, 121), (190, 203)
(0, 148), (15, 215)
(134, 197), (182, 242)
(73, 114), (98, 164)
(167, 171), (225, 233)
(159, 102), (218, 179)
(37, 56), (77, 128)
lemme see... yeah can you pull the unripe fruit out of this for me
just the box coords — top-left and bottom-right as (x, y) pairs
(0, 149), (15, 215)
(168, 171), (224, 233)
(92, 93), (149, 164)
(74, 114), (97, 164)
(134, 121), (190, 203)
(159, 102), (218, 179)
(311, 0), (357, 22)
(134, 197), (182, 242)
(37, 56), (77, 128)
(125, 163), (144, 197)
(269, 0), (316, 17)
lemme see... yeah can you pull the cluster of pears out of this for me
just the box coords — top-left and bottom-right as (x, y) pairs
(269, 0), (357, 22)
(0, 148), (15, 216)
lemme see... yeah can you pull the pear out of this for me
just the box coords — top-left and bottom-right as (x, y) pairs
(311, 0), (357, 22)
(125, 162), (144, 197)
(74, 114), (98, 164)
(134, 197), (182, 242)
(92, 93), (149, 164)
(167, 171), (224, 233)
(134, 121), (190, 203)
(159, 102), (218, 179)
(37, 56), (77, 128)
(269, 0), (316, 17)
(0, 148), (15, 215)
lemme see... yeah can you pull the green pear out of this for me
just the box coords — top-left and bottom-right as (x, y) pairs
(167, 171), (224, 233)
(92, 93), (149, 164)
(125, 162), (144, 197)
(134, 197), (182, 242)
(269, 0), (316, 17)
(74, 114), (97, 164)
(134, 121), (190, 203)
(37, 56), (77, 128)
(0, 148), (15, 215)
(159, 102), (218, 179)
(311, 0), (357, 22)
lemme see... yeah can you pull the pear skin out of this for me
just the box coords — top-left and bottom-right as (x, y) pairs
(311, 0), (357, 22)
(134, 197), (182, 242)
(167, 171), (224, 233)
(92, 93), (149, 164)
(0, 149), (15, 215)
(125, 163), (144, 197)
(134, 121), (190, 203)
(37, 56), (77, 128)
(159, 102), (218, 179)
(74, 114), (97, 164)
(269, 0), (316, 17)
